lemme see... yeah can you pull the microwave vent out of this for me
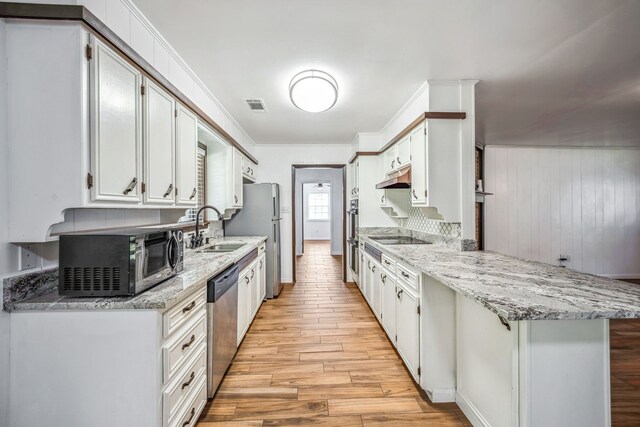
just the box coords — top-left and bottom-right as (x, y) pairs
(62, 267), (121, 293)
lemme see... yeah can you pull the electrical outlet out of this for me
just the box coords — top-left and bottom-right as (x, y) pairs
(20, 244), (39, 270)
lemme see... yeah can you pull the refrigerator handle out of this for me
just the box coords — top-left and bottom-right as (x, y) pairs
(272, 197), (276, 218)
(273, 223), (277, 244)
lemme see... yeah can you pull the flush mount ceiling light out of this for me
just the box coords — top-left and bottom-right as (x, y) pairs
(289, 69), (338, 113)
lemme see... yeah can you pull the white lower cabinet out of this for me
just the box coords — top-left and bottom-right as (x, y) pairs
(396, 280), (420, 381)
(357, 247), (421, 384)
(380, 269), (397, 339)
(237, 249), (267, 345)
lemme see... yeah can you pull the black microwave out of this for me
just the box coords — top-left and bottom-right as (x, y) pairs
(59, 229), (184, 297)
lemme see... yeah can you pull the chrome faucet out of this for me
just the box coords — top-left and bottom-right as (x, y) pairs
(194, 205), (224, 248)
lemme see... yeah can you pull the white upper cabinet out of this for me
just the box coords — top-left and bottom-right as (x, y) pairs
(232, 148), (244, 208)
(242, 156), (257, 182)
(383, 147), (397, 175)
(396, 136), (411, 170)
(409, 123), (427, 206)
(175, 104), (198, 206)
(143, 78), (175, 205)
(90, 37), (143, 203)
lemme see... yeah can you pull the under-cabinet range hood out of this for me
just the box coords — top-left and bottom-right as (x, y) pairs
(376, 168), (411, 189)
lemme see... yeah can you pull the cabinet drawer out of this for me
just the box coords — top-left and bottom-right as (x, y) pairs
(258, 242), (266, 254)
(163, 289), (206, 339)
(169, 375), (207, 427)
(163, 343), (206, 424)
(397, 263), (419, 292)
(163, 312), (207, 383)
(381, 254), (396, 275)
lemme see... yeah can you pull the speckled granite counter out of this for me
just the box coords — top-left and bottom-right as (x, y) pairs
(6, 236), (267, 312)
(360, 234), (640, 321)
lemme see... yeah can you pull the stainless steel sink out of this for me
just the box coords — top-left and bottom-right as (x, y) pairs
(197, 243), (245, 253)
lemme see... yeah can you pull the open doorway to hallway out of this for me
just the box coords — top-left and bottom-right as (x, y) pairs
(291, 165), (346, 283)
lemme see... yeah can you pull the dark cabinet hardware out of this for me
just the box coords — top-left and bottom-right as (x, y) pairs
(251, 269), (255, 279)
(123, 177), (137, 195)
(234, 195), (238, 203)
(181, 334), (195, 351)
(498, 315), (511, 331)
(412, 189), (418, 199)
(401, 271), (410, 278)
(182, 301), (196, 313)
(181, 371), (195, 390)
(86, 173), (94, 189)
(163, 184), (174, 198)
(182, 408), (195, 426)
(397, 288), (404, 299)
(189, 188), (197, 200)
(397, 156), (401, 164)
(245, 276), (250, 284)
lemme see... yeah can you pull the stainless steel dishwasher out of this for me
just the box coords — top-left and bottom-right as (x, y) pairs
(206, 264), (239, 398)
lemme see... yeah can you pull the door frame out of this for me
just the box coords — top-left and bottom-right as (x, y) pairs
(291, 164), (347, 283)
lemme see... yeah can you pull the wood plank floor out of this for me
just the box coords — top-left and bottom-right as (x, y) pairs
(198, 240), (471, 426)
(611, 318), (640, 426)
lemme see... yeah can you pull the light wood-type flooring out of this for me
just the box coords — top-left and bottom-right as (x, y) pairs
(198, 240), (471, 426)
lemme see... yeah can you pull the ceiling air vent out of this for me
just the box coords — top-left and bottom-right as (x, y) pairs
(245, 98), (267, 112)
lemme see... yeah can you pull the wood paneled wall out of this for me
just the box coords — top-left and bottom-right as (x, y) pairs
(484, 146), (640, 278)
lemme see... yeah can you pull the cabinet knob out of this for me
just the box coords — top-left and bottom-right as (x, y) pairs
(163, 183), (174, 198)
(190, 188), (197, 200)
(123, 177), (137, 195)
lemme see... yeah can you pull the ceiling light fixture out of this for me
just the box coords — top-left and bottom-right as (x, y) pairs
(289, 69), (338, 113)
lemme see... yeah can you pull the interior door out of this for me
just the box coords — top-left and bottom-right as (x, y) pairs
(143, 78), (175, 205)
(175, 103), (198, 206)
(90, 37), (142, 202)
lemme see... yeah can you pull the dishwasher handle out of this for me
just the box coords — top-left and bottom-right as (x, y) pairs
(207, 264), (239, 302)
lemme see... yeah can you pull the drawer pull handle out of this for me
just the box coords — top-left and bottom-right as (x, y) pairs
(372, 266), (376, 272)
(181, 371), (195, 390)
(397, 288), (404, 299)
(412, 189), (418, 200)
(123, 177), (137, 195)
(182, 301), (196, 313)
(401, 271), (410, 278)
(182, 334), (195, 351)
(384, 260), (391, 266)
(245, 276), (250, 284)
(163, 184), (174, 198)
(251, 269), (255, 279)
(182, 408), (195, 426)
(189, 188), (197, 200)
(397, 156), (401, 164)
(381, 275), (386, 283)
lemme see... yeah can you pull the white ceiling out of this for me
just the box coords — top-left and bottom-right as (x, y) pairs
(132, 0), (640, 146)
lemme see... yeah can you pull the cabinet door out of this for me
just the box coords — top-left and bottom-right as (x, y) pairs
(396, 136), (411, 170)
(175, 104), (198, 206)
(396, 281), (420, 381)
(143, 78), (175, 205)
(381, 272), (397, 340)
(250, 263), (258, 320)
(237, 271), (249, 345)
(409, 123), (427, 206)
(384, 147), (397, 175)
(232, 148), (243, 207)
(372, 261), (382, 319)
(358, 251), (365, 291)
(363, 255), (371, 303)
(258, 254), (266, 301)
(90, 38), (142, 202)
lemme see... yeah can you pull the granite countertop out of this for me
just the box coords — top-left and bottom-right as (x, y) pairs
(360, 234), (640, 321)
(7, 236), (267, 312)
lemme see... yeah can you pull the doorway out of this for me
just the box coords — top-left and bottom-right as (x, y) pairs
(291, 165), (346, 283)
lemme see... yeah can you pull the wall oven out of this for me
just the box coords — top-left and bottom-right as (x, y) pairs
(348, 199), (359, 275)
(59, 228), (184, 296)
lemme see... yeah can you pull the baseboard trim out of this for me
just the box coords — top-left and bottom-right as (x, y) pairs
(427, 388), (456, 403)
(456, 391), (491, 427)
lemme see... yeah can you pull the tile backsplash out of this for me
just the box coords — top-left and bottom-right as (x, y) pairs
(401, 206), (462, 238)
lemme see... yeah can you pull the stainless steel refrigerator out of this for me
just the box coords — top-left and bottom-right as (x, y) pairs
(225, 183), (282, 298)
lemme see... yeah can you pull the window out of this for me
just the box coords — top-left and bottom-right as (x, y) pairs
(308, 192), (330, 220)
(184, 145), (207, 222)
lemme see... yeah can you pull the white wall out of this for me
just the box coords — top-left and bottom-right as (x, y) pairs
(302, 184), (331, 241)
(484, 146), (640, 278)
(0, 18), (11, 427)
(254, 144), (352, 282)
